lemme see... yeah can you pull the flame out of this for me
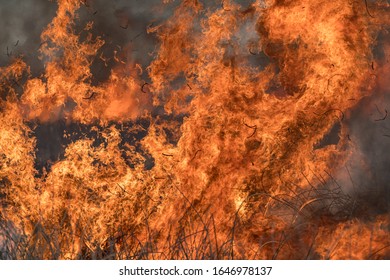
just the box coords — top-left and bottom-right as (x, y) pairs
(0, 0), (389, 259)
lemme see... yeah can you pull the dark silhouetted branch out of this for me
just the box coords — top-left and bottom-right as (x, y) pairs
(162, 153), (173, 157)
(374, 105), (387, 121)
(141, 82), (149, 93)
(120, 23), (129, 29)
(83, 92), (96, 100)
(364, 0), (374, 18)
(315, 108), (345, 122)
(190, 150), (201, 161)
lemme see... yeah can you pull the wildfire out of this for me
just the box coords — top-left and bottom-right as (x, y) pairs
(0, 0), (389, 259)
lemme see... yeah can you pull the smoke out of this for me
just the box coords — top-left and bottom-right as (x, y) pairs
(334, 32), (390, 216)
(0, 0), (179, 75)
(0, 1), (57, 74)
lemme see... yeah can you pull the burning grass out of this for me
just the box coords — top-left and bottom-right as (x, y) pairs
(0, 0), (389, 259)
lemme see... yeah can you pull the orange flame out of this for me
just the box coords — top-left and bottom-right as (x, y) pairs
(0, 0), (389, 259)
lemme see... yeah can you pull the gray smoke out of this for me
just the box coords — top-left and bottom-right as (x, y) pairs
(333, 31), (390, 216)
(0, 0), (181, 75)
(0, 0), (57, 73)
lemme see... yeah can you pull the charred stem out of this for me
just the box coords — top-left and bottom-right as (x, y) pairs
(141, 82), (149, 93)
(364, 0), (375, 18)
(83, 92), (96, 100)
(244, 123), (257, 138)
